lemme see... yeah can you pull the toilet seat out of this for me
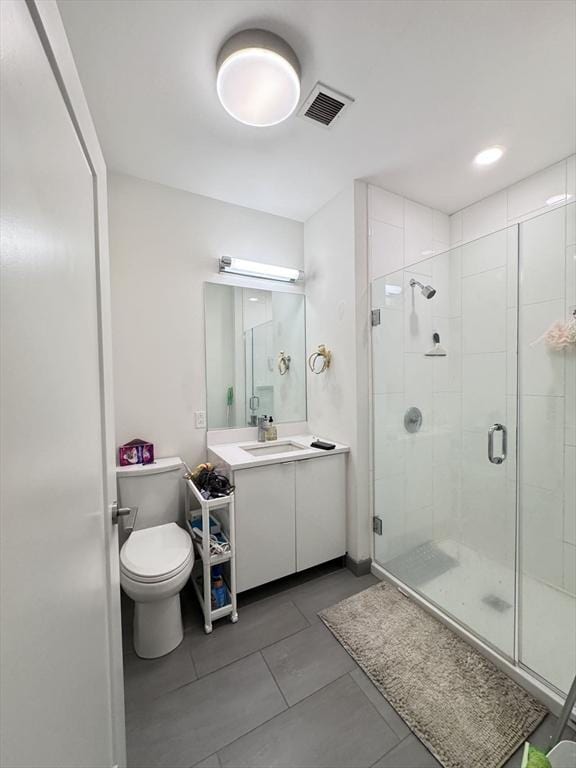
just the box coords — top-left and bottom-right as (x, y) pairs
(120, 522), (193, 583)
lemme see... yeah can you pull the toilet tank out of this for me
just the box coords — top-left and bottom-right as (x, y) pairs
(116, 457), (185, 530)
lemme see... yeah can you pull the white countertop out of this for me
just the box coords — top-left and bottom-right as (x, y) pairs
(207, 434), (349, 471)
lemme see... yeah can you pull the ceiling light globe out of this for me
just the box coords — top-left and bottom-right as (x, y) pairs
(216, 30), (300, 127)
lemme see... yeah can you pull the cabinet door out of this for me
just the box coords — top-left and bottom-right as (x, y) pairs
(295, 454), (346, 571)
(234, 462), (296, 592)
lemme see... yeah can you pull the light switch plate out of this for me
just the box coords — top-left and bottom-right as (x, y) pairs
(195, 411), (206, 429)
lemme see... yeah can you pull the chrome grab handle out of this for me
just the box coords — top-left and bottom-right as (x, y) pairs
(249, 395), (260, 412)
(488, 423), (507, 464)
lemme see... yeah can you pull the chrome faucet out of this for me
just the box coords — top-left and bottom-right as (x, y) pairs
(257, 415), (269, 442)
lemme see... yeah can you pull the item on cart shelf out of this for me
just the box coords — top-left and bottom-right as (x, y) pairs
(191, 466), (234, 498)
(211, 573), (230, 609)
(189, 514), (221, 536)
(189, 520), (231, 557)
(185, 463), (214, 482)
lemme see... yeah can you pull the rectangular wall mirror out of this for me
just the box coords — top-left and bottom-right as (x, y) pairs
(204, 283), (307, 429)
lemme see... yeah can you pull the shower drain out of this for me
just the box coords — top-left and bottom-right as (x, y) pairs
(482, 594), (512, 613)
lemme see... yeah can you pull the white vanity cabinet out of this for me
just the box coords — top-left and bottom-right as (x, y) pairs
(233, 453), (347, 592)
(295, 454), (346, 572)
(234, 461), (296, 592)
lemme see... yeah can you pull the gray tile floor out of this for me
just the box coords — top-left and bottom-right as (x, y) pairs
(122, 565), (575, 768)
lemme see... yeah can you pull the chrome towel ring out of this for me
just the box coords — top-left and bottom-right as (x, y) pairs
(308, 344), (332, 374)
(277, 351), (291, 375)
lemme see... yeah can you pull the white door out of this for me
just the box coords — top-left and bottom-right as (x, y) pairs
(0, 2), (124, 767)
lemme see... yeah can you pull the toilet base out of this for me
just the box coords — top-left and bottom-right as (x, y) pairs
(133, 594), (183, 659)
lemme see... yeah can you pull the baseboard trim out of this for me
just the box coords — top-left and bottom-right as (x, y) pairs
(346, 554), (372, 577)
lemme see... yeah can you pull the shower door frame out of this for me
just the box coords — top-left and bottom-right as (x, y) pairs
(368, 222), (571, 716)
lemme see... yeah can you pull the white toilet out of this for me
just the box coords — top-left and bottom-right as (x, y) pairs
(117, 457), (194, 659)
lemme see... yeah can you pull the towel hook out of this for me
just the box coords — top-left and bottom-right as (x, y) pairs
(308, 344), (332, 374)
(277, 351), (291, 375)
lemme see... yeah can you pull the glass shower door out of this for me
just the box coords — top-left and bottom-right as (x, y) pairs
(371, 227), (518, 657)
(244, 321), (275, 424)
(518, 202), (576, 695)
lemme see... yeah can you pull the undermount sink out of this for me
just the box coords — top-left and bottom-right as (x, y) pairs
(242, 441), (308, 457)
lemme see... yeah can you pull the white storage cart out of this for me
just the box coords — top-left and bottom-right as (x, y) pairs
(184, 476), (238, 634)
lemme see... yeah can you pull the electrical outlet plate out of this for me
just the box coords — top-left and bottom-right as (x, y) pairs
(195, 411), (206, 429)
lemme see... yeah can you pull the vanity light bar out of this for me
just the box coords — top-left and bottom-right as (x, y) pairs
(219, 256), (303, 283)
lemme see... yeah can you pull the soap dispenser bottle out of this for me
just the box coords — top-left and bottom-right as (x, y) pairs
(265, 417), (277, 441)
(257, 415), (268, 442)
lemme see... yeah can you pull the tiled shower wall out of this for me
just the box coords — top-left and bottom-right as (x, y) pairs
(368, 188), (450, 281)
(450, 156), (576, 595)
(369, 154), (575, 596)
(368, 188), (452, 562)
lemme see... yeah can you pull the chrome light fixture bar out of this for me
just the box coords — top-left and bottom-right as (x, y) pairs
(219, 256), (302, 283)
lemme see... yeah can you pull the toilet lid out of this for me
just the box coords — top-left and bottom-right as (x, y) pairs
(121, 523), (192, 580)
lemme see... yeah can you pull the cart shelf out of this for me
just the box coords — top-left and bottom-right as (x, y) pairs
(184, 477), (238, 634)
(187, 512), (233, 566)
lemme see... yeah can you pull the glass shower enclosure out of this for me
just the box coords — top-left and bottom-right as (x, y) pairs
(245, 320), (275, 424)
(371, 203), (575, 698)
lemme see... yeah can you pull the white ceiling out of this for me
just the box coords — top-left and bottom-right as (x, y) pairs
(58, 0), (576, 222)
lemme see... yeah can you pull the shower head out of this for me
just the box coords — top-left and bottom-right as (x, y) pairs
(409, 278), (436, 299)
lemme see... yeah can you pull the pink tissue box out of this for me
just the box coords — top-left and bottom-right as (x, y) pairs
(118, 439), (154, 467)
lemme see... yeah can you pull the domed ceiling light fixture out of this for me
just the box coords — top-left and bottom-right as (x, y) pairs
(216, 29), (301, 127)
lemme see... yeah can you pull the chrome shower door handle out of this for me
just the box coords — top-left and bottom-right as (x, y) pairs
(488, 423), (507, 464)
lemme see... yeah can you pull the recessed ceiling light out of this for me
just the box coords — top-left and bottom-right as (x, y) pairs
(216, 29), (300, 127)
(248, 297), (259, 302)
(546, 193), (574, 206)
(473, 146), (505, 166)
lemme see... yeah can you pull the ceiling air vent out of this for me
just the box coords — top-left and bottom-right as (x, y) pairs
(299, 83), (354, 128)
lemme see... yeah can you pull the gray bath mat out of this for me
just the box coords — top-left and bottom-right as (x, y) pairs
(320, 581), (546, 768)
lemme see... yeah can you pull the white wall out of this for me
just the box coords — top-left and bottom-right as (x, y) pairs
(109, 173), (303, 468)
(450, 155), (575, 245)
(305, 182), (451, 565)
(304, 184), (371, 564)
(368, 187), (450, 280)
